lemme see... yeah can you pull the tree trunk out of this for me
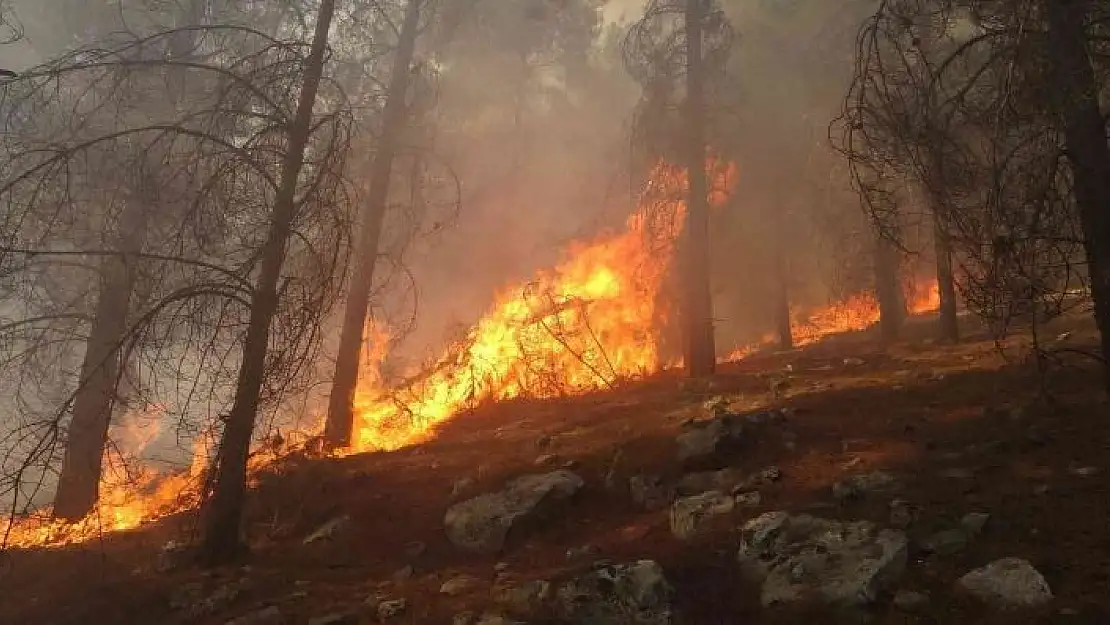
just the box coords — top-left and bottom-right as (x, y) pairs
(324, 0), (422, 449)
(1045, 0), (1110, 391)
(199, 0), (336, 565)
(773, 238), (793, 350)
(874, 234), (904, 344)
(53, 198), (148, 521)
(934, 213), (959, 343)
(681, 0), (716, 377)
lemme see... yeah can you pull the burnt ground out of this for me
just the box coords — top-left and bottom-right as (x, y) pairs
(3, 313), (1110, 625)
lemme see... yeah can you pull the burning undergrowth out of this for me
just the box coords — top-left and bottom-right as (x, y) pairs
(2, 158), (938, 549)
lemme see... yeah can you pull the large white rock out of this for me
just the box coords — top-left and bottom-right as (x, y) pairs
(736, 512), (908, 607)
(444, 470), (584, 553)
(957, 558), (1053, 608)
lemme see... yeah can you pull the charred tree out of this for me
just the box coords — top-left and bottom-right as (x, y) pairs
(52, 194), (149, 521)
(52, 2), (203, 521)
(874, 233), (904, 344)
(934, 214), (959, 343)
(772, 234), (793, 350)
(200, 0), (337, 564)
(324, 0), (423, 449)
(1045, 0), (1110, 389)
(681, 0), (716, 377)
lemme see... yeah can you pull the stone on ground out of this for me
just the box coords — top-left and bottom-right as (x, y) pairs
(675, 413), (745, 467)
(445, 470), (584, 553)
(441, 574), (483, 596)
(957, 558), (1053, 608)
(736, 512), (908, 607)
(557, 560), (675, 625)
(670, 490), (735, 540)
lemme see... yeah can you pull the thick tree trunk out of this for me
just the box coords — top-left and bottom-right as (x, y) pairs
(199, 0), (336, 565)
(681, 0), (716, 377)
(934, 213), (959, 343)
(1045, 0), (1110, 391)
(324, 0), (422, 449)
(53, 199), (148, 521)
(874, 234), (904, 344)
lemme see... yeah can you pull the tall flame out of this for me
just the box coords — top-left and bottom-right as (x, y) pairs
(349, 159), (739, 452)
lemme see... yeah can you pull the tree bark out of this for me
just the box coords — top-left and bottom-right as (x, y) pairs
(773, 235), (793, 350)
(1045, 0), (1110, 391)
(874, 233), (904, 344)
(53, 197), (148, 521)
(324, 0), (422, 449)
(200, 0), (336, 565)
(934, 213), (959, 342)
(681, 0), (716, 377)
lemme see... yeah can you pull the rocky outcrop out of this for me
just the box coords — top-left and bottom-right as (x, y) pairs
(737, 512), (908, 607)
(557, 560), (675, 625)
(957, 558), (1053, 608)
(675, 414), (746, 468)
(669, 491), (735, 540)
(445, 470), (584, 553)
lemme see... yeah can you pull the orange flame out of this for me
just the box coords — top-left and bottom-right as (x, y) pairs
(3, 159), (736, 547)
(726, 276), (942, 359)
(348, 159), (739, 452)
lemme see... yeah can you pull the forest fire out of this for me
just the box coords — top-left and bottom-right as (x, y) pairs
(347, 159), (739, 452)
(727, 277), (942, 359)
(1, 159), (940, 549)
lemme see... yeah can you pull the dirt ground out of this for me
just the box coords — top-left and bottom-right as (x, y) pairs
(3, 313), (1109, 625)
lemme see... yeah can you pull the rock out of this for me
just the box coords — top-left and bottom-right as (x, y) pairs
(670, 490), (735, 540)
(893, 590), (930, 612)
(495, 562), (511, 573)
(843, 357), (864, 366)
(957, 558), (1052, 608)
(961, 512), (990, 536)
(445, 470), (584, 553)
(676, 467), (745, 496)
(629, 474), (675, 510)
(557, 560), (675, 625)
(303, 515), (351, 545)
(832, 472), (899, 502)
(921, 529), (969, 556)
(440, 574), (483, 596)
(535, 454), (558, 467)
(493, 579), (552, 614)
(224, 606), (284, 625)
(1071, 466), (1099, 477)
(377, 598), (408, 620)
(308, 612), (358, 625)
(453, 612), (478, 625)
(536, 434), (553, 449)
(736, 512), (908, 607)
(452, 477), (476, 498)
(675, 414), (745, 467)
(735, 491), (762, 507)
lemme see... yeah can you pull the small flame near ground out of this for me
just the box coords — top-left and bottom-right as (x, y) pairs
(2, 161), (938, 548)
